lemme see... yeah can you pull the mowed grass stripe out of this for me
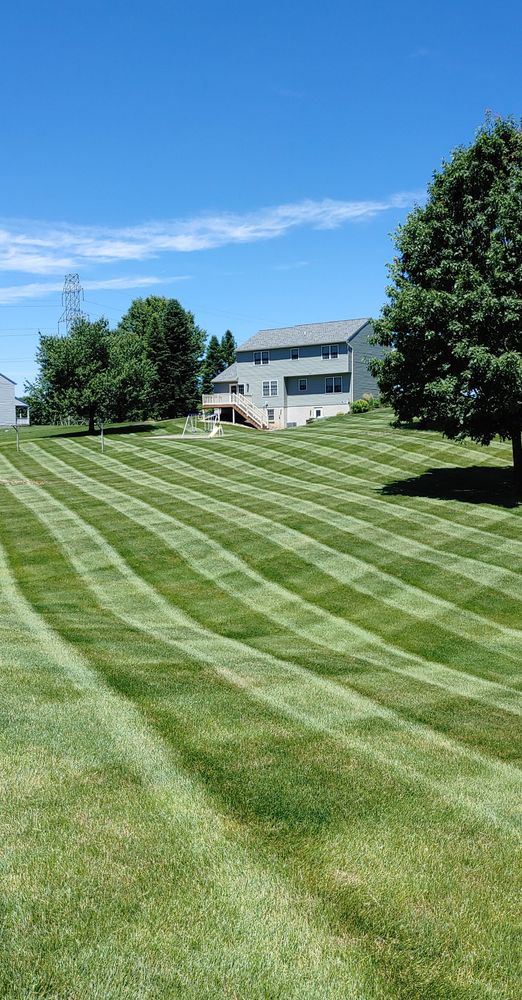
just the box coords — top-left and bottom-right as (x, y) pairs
(41, 438), (522, 709)
(198, 433), (522, 557)
(0, 536), (375, 1000)
(27, 441), (522, 717)
(2, 450), (521, 833)
(69, 436), (522, 677)
(254, 430), (522, 535)
(1, 498), (518, 1000)
(135, 437), (522, 613)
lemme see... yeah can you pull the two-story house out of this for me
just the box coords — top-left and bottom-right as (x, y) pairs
(203, 318), (382, 429)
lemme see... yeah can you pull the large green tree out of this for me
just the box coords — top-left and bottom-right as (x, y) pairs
(370, 117), (522, 488)
(27, 318), (155, 432)
(153, 300), (206, 416)
(117, 295), (206, 417)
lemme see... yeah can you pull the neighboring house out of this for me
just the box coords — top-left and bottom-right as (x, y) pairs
(0, 372), (30, 426)
(203, 318), (382, 429)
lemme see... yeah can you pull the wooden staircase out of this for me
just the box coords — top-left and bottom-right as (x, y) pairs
(202, 393), (270, 430)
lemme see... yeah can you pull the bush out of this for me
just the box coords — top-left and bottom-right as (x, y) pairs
(362, 393), (380, 409)
(351, 399), (371, 413)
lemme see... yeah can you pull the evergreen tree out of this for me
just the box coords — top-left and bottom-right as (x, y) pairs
(201, 335), (225, 394)
(156, 300), (206, 416)
(370, 117), (522, 489)
(220, 329), (237, 368)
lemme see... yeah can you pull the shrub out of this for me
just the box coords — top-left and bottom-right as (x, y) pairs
(351, 399), (371, 413)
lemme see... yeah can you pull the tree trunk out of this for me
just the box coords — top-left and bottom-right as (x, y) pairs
(511, 427), (522, 495)
(88, 412), (96, 435)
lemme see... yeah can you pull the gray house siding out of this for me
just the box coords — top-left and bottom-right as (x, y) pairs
(209, 318), (384, 427)
(350, 322), (381, 400)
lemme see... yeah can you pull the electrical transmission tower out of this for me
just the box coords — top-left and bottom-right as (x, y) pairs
(58, 273), (88, 333)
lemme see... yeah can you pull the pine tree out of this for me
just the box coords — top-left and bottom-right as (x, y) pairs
(220, 329), (237, 368)
(201, 335), (226, 394)
(158, 300), (206, 417)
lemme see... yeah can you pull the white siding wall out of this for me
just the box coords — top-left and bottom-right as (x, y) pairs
(286, 402), (350, 426)
(0, 374), (16, 425)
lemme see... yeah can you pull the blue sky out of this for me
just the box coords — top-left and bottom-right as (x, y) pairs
(1, 0), (520, 387)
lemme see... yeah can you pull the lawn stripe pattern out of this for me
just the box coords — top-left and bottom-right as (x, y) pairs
(1, 445), (521, 835)
(0, 410), (521, 1000)
(45, 437), (522, 712)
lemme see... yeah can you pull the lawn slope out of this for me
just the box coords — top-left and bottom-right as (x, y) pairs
(0, 411), (520, 1000)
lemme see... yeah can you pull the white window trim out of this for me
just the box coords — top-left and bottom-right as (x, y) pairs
(262, 381), (270, 397)
(254, 350), (270, 365)
(298, 378), (308, 391)
(290, 347), (300, 360)
(267, 408), (275, 422)
(321, 344), (340, 360)
(325, 376), (343, 393)
(270, 380), (278, 397)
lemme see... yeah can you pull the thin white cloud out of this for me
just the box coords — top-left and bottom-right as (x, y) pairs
(273, 260), (310, 271)
(0, 192), (422, 277)
(0, 275), (189, 304)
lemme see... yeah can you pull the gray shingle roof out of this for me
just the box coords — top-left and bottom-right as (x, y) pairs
(211, 362), (237, 383)
(238, 318), (370, 352)
(0, 372), (16, 385)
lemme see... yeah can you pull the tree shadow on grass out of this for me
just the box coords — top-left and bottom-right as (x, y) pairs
(380, 465), (520, 509)
(58, 422), (159, 439)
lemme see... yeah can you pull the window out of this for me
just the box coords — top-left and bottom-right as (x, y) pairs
(290, 347), (299, 360)
(321, 344), (340, 359)
(270, 380), (278, 396)
(262, 381), (270, 396)
(254, 350), (269, 365)
(263, 381), (278, 397)
(298, 378), (307, 391)
(315, 408), (323, 418)
(267, 408), (275, 422)
(325, 376), (342, 393)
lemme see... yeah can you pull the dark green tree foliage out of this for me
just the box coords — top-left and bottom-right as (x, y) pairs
(118, 296), (206, 417)
(28, 318), (155, 431)
(220, 329), (237, 368)
(117, 296), (169, 340)
(201, 335), (225, 394)
(370, 117), (522, 487)
(108, 332), (157, 422)
(33, 318), (111, 433)
(154, 300), (206, 416)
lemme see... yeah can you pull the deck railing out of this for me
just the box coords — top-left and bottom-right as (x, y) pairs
(202, 392), (269, 429)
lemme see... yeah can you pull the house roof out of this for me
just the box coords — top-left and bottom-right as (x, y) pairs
(238, 318), (370, 352)
(0, 372), (16, 385)
(211, 362), (237, 383)
(15, 398), (29, 408)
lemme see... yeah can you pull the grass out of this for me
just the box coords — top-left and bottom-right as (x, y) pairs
(0, 409), (520, 999)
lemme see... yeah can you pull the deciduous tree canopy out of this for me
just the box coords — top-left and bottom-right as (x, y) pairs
(370, 117), (522, 488)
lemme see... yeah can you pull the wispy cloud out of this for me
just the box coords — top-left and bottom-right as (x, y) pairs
(0, 275), (189, 304)
(0, 192), (422, 277)
(273, 260), (310, 271)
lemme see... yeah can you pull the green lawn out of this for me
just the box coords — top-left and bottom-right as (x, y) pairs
(0, 410), (520, 999)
